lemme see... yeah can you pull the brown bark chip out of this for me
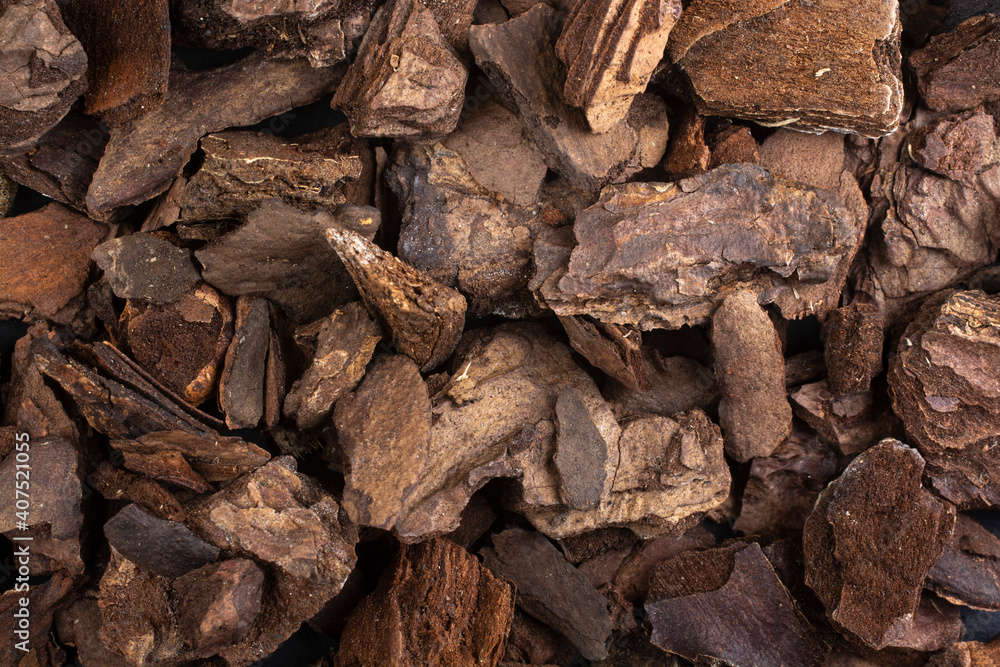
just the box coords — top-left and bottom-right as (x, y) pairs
(103, 504), (220, 579)
(928, 514), (1000, 610)
(802, 439), (956, 649)
(92, 232), (202, 305)
(910, 15), (1000, 113)
(711, 289), (792, 462)
(823, 303), (885, 396)
(553, 388), (609, 511)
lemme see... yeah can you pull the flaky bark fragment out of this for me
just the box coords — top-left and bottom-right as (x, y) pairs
(326, 225), (467, 371)
(103, 504), (220, 579)
(469, 5), (669, 192)
(0, 0), (87, 154)
(86, 54), (343, 214)
(533, 164), (862, 329)
(218, 296), (281, 430)
(889, 290), (1000, 508)
(905, 110), (997, 180)
(666, 0), (903, 136)
(332, 0), (468, 143)
(3, 324), (78, 441)
(554, 388), (608, 511)
(110, 430), (270, 484)
(89, 462), (185, 522)
(790, 381), (897, 456)
(557, 316), (649, 391)
(173, 560), (265, 660)
(179, 126), (373, 222)
(92, 233), (202, 305)
(711, 289), (792, 462)
(647, 543), (826, 667)
(910, 15), (1000, 113)
(197, 201), (380, 324)
(482, 528), (612, 661)
(803, 439), (956, 649)
(927, 514), (1000, 610)
(0, 204), (106, 321)
(336, 538), (514, 667)
(556, 0), (681, 133)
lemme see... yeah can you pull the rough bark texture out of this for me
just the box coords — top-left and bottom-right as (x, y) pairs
(910, 15), (1000, 113)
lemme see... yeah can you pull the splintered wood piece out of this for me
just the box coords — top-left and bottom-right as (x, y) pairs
(666, 0), (903, 136)
(123, 284), (233, 406)
(178, 126), (374, 222)
(0, 0), (87, 155)
(285, 301), (381, 429)
(711, 289), (792, 462)
(646, 543), (826, 667)
(92, 233), (202, 305)
(103, 504), (220, 579)
(118, 448), (213, 493)
(469, 5), (669, 192)
(387, 141), (547, 317)
(481, 527), (612, 661)
(335, 538), (515, 667)
(927, 514), (1000, 610)
(325, 225), (467, 371)
(173, 560), (265, 659)
(332, 0), (468, 143)
(802, 439), (956, 649)
(88, 462), (185, 521)
(86, 54), (343, 214)
(196, 201), (381, 324)
(605, 349), (717, 421)
(888, 290), (1000, 507)
(58, 0), (170, 125)
(553, 388), (608, 511)
(823, 303), (884, 396)
(219, 296), (271, 430)
(534, 164), (862, 329)
(557, 315), (650, 391)
(556, 0), (681, 133)
(0, 204), (106, 321)
(910, 15), (1000, 112)
(110, 430), (270, 483)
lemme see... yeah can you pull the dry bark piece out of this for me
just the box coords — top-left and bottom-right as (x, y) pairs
(553, 388), (609, 511)
(332, 0), (468, 143)
(336, 538), (515, 667)
(173, 559), (265, 659)
(888, 290), (1000, 508)
(555, 0), (681, 133)
(284, 301), (381, 429)
(469, 5), (669, 192)
(122, 284), (233, 405)
(178, 126), (374, 222)
(927, 514), (1000, 610)
(0, 0), (87, 155)
(110, 430), (270, 483)
(184, 456), (358, 665)
(711, 289), (792, 462)
(92, 233), (202, 305)
(533, 164), (862, 329)
(89, 462), (185, 522)
(905, 110), (998, 179)
(663, 107), (710, 180)
(647, 543), (825, 667)
(666, 0), (903, 136)
(790, 381), (897, 456)
(0, 436), (83, 574)
(86, 54), (344, 214)
(58, 0), (170, 125)
(823, 303), (884, 396)
(0, 571), (77, 667)
(104, 504), (220, 579)
(557, 316), (649, 391)
(707, 121), (760, 169)
(608, 526), (717, 604)
(605, 350), (717, 421)
(441, 98), (548, 207)
(197, 201), (380, 324)
(388, 141), (546, 316)
(325, 225), (467, 371)
(0, 203), (106, 321)
(482, 527), (612, 661)
(733, 423), (838, 537)
(802, 439), (956, 649)
(55, 597), (132, 667)
(219, 296), (272, 430)
(910, 15), (1000, 113)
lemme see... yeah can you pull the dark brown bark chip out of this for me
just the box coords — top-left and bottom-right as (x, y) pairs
(58, 0), (170, 125)
(910, 15), (1000, 113)
(905, 109), (998, 179)
(554, 388), (608, 511)
(790, 381), (898, 456)
(332, 0), (468, 143)
(646, 543), (826, 667)
(663, 107), (710, 180)
(823, 303), (885, 396)
(1, 571), (78, 667)
(802, 439), (956, 649)
(557, 316), (650, 391)
(197, 201), (380, 324)
(326, 224), (467, 371)
(335, 538), (515, 667)
(103, 503), (220, 579)
(0, 0), (88, 155)
(711, 289), (792, 462)
(88, 462), (185, 522)
(482, 527), (612, 661)
(86, 54), (343, 214)
(666, 0), (903, 136)
(535, 164), (862, 329)
(469, 5), (669, 192)
(55, 597), (132, 667)
(110, 430), (270, 483)
(927, 514), (1000, 610)
(173, 559), (265, 659)
(219, 296), (271, 430)
(555, 0), (681, 133)
(888, 290), (1000, 508)
(92, 233), (202, 305)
